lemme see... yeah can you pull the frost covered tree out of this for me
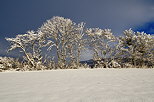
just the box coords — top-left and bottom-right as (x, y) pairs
(38, 16), (85, 68)
(6, 31), (44, 69)
(5, 16), (154, 69)
(86, 28), (115, 61)
(117, 29), (154, 67)
(65, 22), (85, 67)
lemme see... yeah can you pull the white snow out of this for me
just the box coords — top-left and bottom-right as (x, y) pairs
(0, 68), (154, 102)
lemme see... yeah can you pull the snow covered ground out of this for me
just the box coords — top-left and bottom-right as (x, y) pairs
(0, 68), (154, 102)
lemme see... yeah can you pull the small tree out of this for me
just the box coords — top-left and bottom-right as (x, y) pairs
(117, 29), (154, 67)
(86, 28), (115, 61)
(6, 31), (44, 69)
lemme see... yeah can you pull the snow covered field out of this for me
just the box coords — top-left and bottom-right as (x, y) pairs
(0, 68), (154, 102)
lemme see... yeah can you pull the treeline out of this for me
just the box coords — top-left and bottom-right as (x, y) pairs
(0, 16), (154, 71)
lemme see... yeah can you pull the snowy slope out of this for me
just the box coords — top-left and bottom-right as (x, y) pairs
(0, 68), (154, 102)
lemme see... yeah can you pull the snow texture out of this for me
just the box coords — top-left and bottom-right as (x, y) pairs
(0, 68), (154, 102)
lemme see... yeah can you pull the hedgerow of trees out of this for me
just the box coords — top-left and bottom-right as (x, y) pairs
(0, 16), (153, 71)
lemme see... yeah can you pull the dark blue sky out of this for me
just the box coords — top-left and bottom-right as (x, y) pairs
(135, 21), (154, 33)
(0, 0), (154, 58)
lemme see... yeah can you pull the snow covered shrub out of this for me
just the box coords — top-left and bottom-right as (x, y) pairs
(107, 60), (121, 68)
(0, 57), (23, 71)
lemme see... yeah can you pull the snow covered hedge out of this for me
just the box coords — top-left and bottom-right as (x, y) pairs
(0, 57), (22, 71)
